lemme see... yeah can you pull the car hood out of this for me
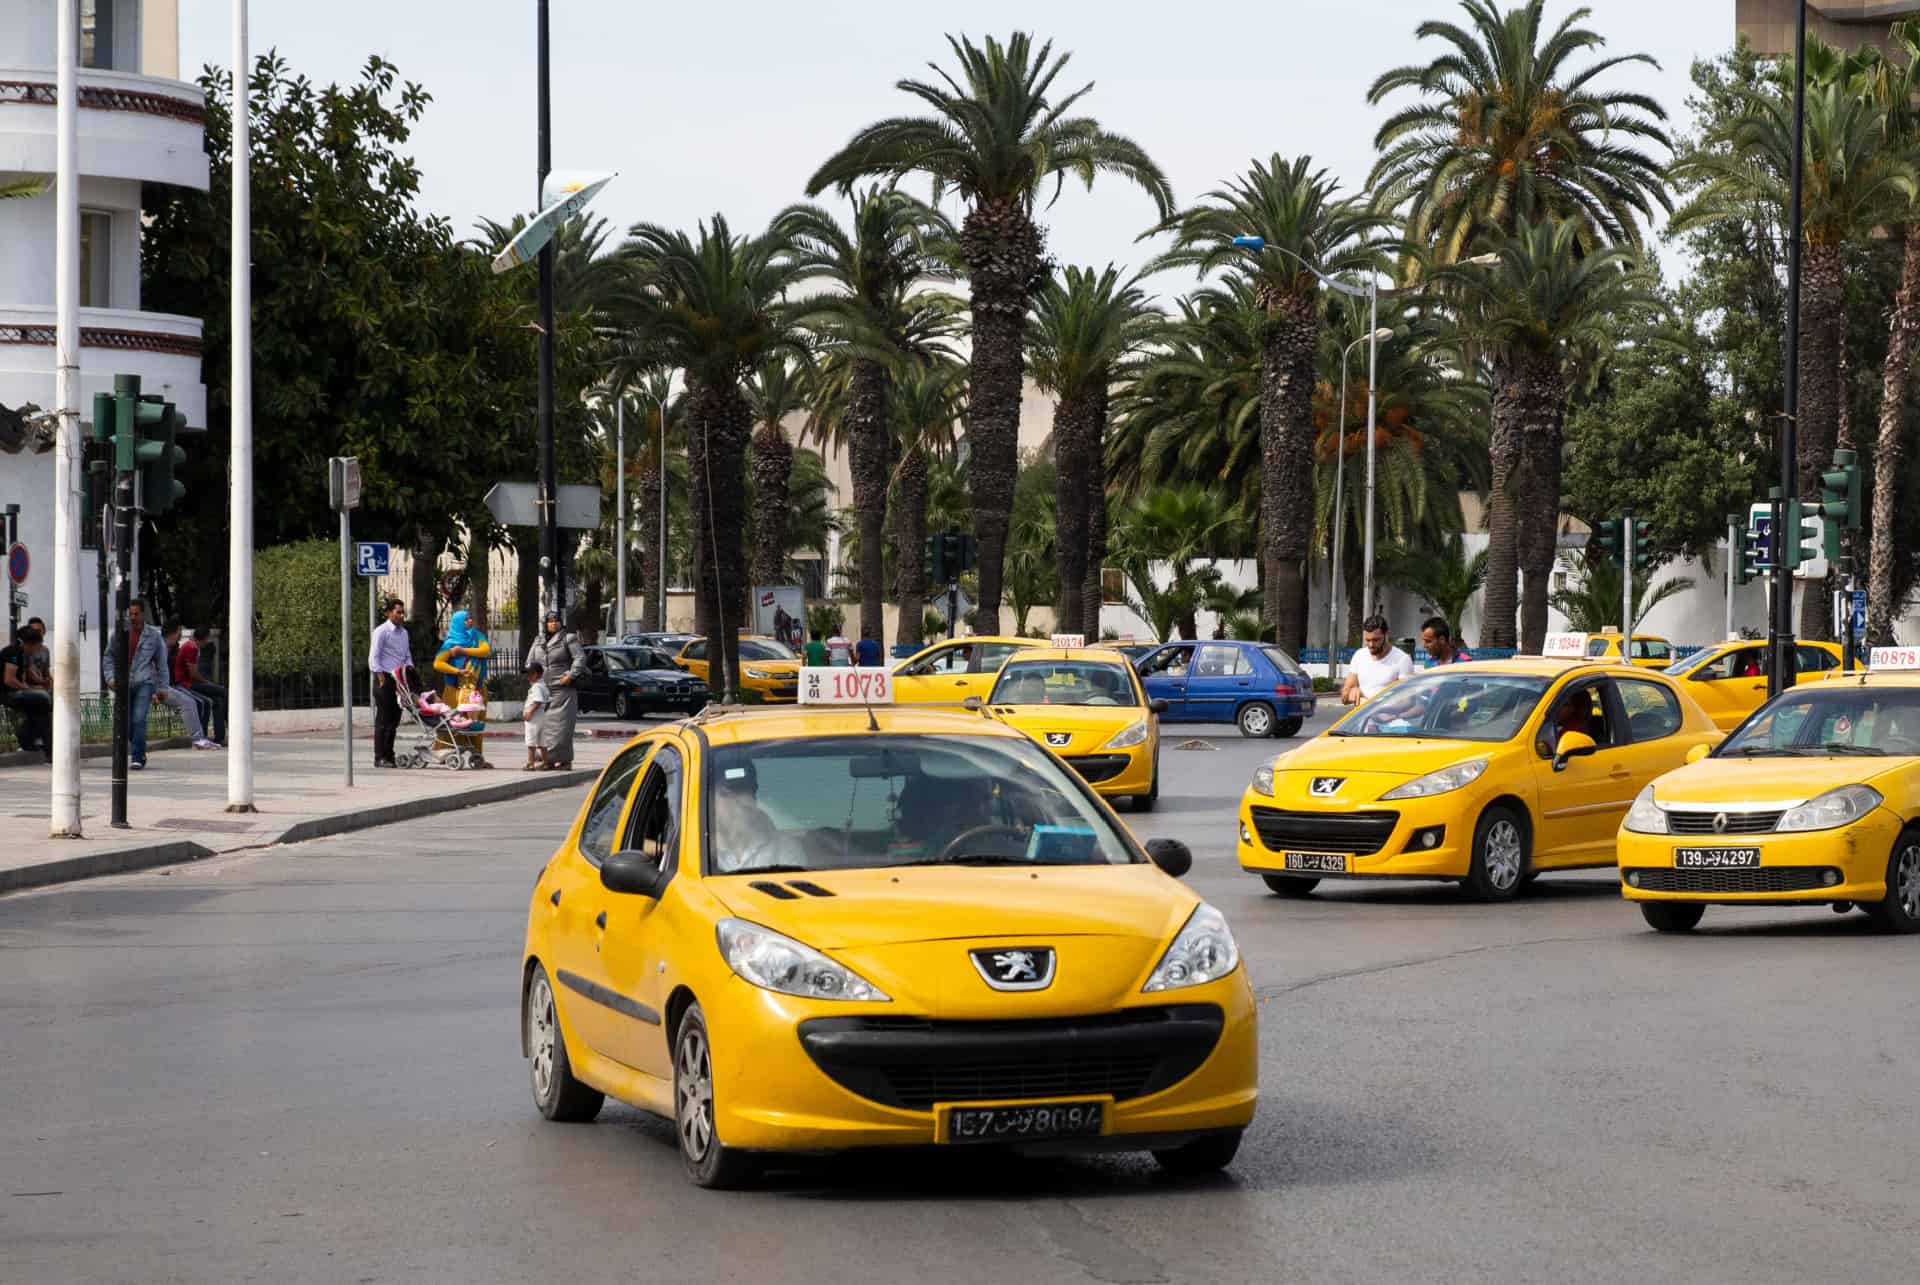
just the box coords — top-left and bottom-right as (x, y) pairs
(989, 704), (1147, 752)
(738, 658), (800, 674)
(1649, 755), (1911, 805)
(1269, 734), (1492, 779)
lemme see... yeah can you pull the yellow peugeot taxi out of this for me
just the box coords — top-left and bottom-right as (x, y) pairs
(1237, 657), (1719, 900)
(1583, 631), (1676, 669)
(891, 635), (1041, 704)
(520, 699), (1257, 1188)
(982, 647), (1165, 811)
(1659, 638), (1846, 731)
(674, 635), (801, 703)
(1617, 659), (1920, 934)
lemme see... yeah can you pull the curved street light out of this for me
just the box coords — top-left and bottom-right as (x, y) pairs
(1331, 327), (1394, 676)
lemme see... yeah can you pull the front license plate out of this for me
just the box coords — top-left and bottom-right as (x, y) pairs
(1674, 847), (1761, 869)
(1284, 851), (1348, 873)
(943, 1101), (1104, 1145)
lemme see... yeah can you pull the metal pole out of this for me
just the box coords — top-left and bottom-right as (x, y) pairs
(339, 508), (353, 788)
(1361, 277), (1380, 620)
(110, 436), (134, 829)
(5, 505), (18, 642)
(227, 0), (256, 812)
(1725, 517), (1737, 640)
(657, 392), (668, 632)
(51, 0), (84, 836)
(1622, 513), (1634, 641)
(1773, 0), (1807, 699)
(615, 398), (627, 640)
(535, 0), (560, 620)
(1330, 345), (1351, 680)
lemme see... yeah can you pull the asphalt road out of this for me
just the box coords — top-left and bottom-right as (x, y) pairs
(4, 720), (1917, 1284)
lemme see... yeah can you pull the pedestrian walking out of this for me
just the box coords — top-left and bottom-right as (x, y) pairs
(855, 626), (881, 668)
(433, 610), (492, 767)
(174, 625), (228, 743)
(528, 610), (585, 770)
(103, 600), (168, 768)
(522, 660), (549, 771)
(1420, 616), (1473, 667)
(1341, 613), (1415, 705)
(2, 623), (53, 761)
(368, 598), (412, 768)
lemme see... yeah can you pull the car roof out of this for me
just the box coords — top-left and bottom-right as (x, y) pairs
(998, 647), (1137, 665)
(1431, 657), (1636, 678)
(686, 704), (1028, 746)
(1813, 668), (1919, 686)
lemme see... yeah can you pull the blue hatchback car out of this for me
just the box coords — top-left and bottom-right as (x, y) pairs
(1136, 639), (1317, 738)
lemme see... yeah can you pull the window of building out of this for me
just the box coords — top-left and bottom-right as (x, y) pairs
(79, 211), (112, 308)
(79, 1), (117, 70)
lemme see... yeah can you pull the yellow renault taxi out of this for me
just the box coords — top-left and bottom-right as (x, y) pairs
(1618, 652), (1920, 934)
(674, 635), (801, 702)
(1237, 652), (1719, 900)
(891, 635), (1041, 703)
(520, 689), (1257, 1188)
(982, 647), (1165, 811)
(1659, 638), (1846, 731)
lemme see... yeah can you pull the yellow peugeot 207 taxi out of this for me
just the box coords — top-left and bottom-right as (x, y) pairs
(1617, 660), (1920, 934)
(520, 700), (1257, 1188)
(1237, 657), (1720, 900)
(1658, 638), (1846, 731)
(982, 647), (1166, 811)
(674, 636), (801, 703)
(891, 636), (1041, 703)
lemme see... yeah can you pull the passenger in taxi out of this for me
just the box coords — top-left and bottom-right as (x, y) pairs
(711, 761), (807, 873)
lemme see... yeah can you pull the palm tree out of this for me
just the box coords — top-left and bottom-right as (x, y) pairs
(776, 189), (957, 647)
(615, 215), (804, 699)
(1027, 265), (1160, 636)
(1367, 0), (1673, 275)
(807, 32), (1174, 635)
(1672, 37), (1914, 639)
(1549, 553), (1691, 635)
(1108, 486), (1237, 641)
(1378, 535), (1490, 643)
(1153, 155), (1397, 648)
(1005, 454), (1060, 635)
(745, 355), (814, 587)
(783, 448), (839, 575)
(1435, 216), (1659, 651)
(889, 360), (966, 647)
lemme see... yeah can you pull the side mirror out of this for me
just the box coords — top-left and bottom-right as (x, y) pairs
(600, 849), (668, 898)
(1148, 698), (1169, 715)
(962, 695), (982, 711)
(1685, 742), (1712, 765)
(1145, 838), (1193, 878)
(1551, 730), (1598, 772)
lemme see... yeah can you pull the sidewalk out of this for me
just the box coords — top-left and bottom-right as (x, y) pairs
(0, 730), (620, 896)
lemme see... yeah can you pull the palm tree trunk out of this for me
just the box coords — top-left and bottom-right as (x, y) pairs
(466, 520), (491, 632)
(1051, 389), (1099, 635)
(848, 359), (891, 648)
(960, 198), (1045, 636)
(894, 440), (930, 648)
(637, 437), (663, 633)
(687, 378), (751, 700)
(412, 530), (443, 655)
(1081, 390), (1109, 636)
(1518, 420), (1563, 652)
(1868, 224), (1920, 646)
(1258, 290), (1319, 650)
(514, 530), (538, 653)
(749, 419), (793, 588)
(1482, 418), (1522, 650)
(1798, 241), (1846, 640)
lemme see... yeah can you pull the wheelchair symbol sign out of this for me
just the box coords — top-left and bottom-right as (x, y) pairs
(355, 542), (390, 577)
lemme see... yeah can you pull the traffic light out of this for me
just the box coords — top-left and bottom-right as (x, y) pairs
(1781, 497), (1821, 572)
(1629, 518), (1654, 571)
(106, 376), (185, 516)
(1593, 518), (1622, 565)
(137, 396), (186, 516)
(926, 534), (945, 584)
(84, 392), (114, 529)
(1817, 447), (1862, 561)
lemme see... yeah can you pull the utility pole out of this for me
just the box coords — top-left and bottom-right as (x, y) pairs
(535, 0), (560, 621)
(1621, 513), (1635, 643)
(50, 0), (83, 837)
(1725, 516), (1737, 641)
(1772, 0), (1808, 699)
(614, 397), (626, 640)
(227, 0), (257, 812)
(109, 382), (139, 829)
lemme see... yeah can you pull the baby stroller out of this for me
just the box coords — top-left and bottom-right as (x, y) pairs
(393, 667), (488, 771)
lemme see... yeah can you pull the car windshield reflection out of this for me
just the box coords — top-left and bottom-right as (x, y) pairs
(1332, 673), (1550, 741)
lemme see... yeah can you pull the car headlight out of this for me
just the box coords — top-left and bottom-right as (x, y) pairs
(1776, 784), (1882, 833)
(1143, 903), (1239, 992)
(1379, 758), (1489, 801)
(742, 666), (775, 680)
(715, 918), (890, 1002)
(1103, 719), (1150, 750)
(1623, 784), (1667, 833)
(1250, 764), (1275, 796)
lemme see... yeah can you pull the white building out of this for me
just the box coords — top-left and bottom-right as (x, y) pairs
(1, 0), (206, 690)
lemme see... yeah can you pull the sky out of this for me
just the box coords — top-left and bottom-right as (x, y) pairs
(180, 0), (1737, 292)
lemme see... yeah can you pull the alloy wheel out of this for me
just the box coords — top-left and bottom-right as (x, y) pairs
(528, 975), (556, 1103)
(1240, 705), (1272, 736)
(1484, 819), (1523, 892)
(676, 1027), (715, 1163)
(1898, 843), (1920, 921)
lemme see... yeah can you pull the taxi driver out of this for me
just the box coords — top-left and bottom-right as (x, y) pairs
(711, 761), (806, 873)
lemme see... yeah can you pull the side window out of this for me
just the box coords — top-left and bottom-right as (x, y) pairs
(1586, 638), (1610, 658)
(621, 744), (684, 872)
(578, 743), (654, 865)
(1142, 645), (1193, 677)
(1537, 681), (1614, 756)
(1194, 644), (1242, 676)
(901, 645), (956, 676)
(1617, 679), (1683, 743)
(1797, 646), (1836, 673)
(1708, 648), (1763, 681)
(683, 641), (706, 661)
(971, 643), (1022, 673)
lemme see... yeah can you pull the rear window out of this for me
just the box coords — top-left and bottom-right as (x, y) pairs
(1261, 646), (1305, 676)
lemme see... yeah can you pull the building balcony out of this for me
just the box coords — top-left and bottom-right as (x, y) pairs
(0, 67), (207, 191)
(0, 304), (206, 429)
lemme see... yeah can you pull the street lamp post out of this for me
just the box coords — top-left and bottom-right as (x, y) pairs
(614, 397), (625, 641)
(1332, 328), (1392, 676)
(1771, 0), (1808, 698)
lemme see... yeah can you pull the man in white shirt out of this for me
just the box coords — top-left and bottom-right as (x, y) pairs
(1341, 614), (1414, 704)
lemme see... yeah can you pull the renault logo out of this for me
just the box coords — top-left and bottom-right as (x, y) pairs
(1712, 812), (1729, 834)
(970, 947), (1056, 991)
(1045, 732), (1071, 748)
(1311, 777), (1345, 797)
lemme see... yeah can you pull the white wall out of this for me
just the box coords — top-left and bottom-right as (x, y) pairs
(0, 451), (107, 693)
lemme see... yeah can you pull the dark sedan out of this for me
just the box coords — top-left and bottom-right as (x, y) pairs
(577, 646), (709, 719)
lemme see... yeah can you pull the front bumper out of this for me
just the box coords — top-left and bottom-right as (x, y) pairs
(1617, 811), (1900, 904)
(618, 684), (709, 713)
(708, 970), (1257, 1153)
(1065, 741), (1154, 796)
(1235, 788), (1472, 881)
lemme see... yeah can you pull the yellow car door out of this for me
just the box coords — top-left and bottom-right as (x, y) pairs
(1529, 677), (1635, 867)
(590, 738), (686, 1081)
(1610, 673), (1704, 797)
(675, 640), (711, 684)
(1680, 644), (1769, 731)
(891, 641), (978, 703)
(962, 641), (1034, 701)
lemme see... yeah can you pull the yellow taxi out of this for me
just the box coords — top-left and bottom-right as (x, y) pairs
(890, 635), (1041, 704)
(981, 647), (1165, 811)
(1658, 638), (1847, 731)
(520, 699), (1257, 1188)
(1236, 656), (1719, 900)
(673, 635), (801, 703)
(1617, 658), (1920, 934)
(1583, 631), (1676, 669)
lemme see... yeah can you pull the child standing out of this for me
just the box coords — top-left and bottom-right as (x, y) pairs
(523, 661), (550, 771)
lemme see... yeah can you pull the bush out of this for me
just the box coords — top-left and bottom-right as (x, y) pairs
(253, 540), (372, 677)
(806, 603), (844, 639)
(1313, 676), (1339, 694)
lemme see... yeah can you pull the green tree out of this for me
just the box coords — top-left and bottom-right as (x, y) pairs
(1548, 553), (1692, 636)
(1377, 535), (1489, 644)
(1109, 486), (1237, 641)
(745, 355), (813, 587)
(1005, 453), (1060, 635)
(808, 32), (1174, 634)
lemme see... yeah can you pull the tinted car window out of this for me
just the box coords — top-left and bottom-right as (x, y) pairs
(1616, 678), (1683, 742)
(1261, 646), (1306, 676)
(682, 641), (706, 661)
(1797, 646), (1838, 673)
(578, 743), (653, 865)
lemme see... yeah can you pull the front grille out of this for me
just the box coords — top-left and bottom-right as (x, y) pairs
(1666, 810), (1784, 835)
(1065, 754), (1129, 784)
(799, 1004), (1224, 1112)
(1250, 806), (1400, 855)
(1626, 866), (1834, 894)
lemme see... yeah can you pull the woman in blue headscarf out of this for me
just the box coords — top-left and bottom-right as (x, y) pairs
(434, 609), (492, 765)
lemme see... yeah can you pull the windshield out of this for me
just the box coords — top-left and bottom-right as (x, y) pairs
(600, 648), (647, 671)
(1663, 649), (1710, 676)
(1720, 687), (1920, 757)
(703, 734), (1139, 874)
(1333, 671), (1551, 741)
(740, 639), (795, 661)
(988, 660), (1138, 707)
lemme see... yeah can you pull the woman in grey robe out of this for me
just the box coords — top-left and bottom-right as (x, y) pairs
(527, 611), (585, 769)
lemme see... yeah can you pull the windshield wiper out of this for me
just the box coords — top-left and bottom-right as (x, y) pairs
(890, 853), (1032, 867)
(1733, 745), (1804, 757)
(1819, 742), (1886, 756)
(727, 863), (814, 874)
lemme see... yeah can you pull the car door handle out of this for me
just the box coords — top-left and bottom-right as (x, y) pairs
(1609, 766), (1632, 779)
(595, 911), (607, 930)
(1236, 680), (1249, 686)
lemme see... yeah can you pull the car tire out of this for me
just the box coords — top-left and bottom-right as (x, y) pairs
(1133, 767), (1160, 812)
(1262, 875), (1319, 897)
(1862, 832), (1920, 934)
(1639, 902), (1706, 933)
(620, 693), (641, 722)
(1236, 702), (1275, 738)
(1152, 1129), (1243, 1176)
(1273, 716), (1303, 738)
(1463, 805), (1529, 902)
(525, 964), (604, 1123)
(673, 1003), (759, 1189)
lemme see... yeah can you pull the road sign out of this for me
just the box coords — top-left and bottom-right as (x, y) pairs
(328, 457), (362, 512)
(1749, 501), (1825, 580)
(356, 542), (390, 577)
(483, 481), (602, 529)
(6, 542), (26, 586)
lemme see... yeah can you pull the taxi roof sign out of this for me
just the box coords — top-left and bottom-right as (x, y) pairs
(1049, 633), (1086, 649)
(798, 666), (894, 705)
(1541, 632), (1587, 658)
(1869, 646), (1920, 670)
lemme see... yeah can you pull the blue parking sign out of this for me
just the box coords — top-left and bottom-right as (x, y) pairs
(355, 541), (390, 577)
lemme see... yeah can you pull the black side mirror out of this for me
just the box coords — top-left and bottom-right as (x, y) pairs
(1147, 698), (1169, 715)
(600, 849), (668, 898)
(1145, 838), (1193, 878)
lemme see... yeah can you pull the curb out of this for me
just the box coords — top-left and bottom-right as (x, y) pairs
(0, 838), (216, 896)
